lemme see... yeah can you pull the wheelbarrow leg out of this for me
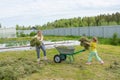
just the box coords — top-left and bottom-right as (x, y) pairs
(67, 55), (74, 63)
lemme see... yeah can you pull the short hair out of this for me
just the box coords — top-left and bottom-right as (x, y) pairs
(37, 30), (42, 33)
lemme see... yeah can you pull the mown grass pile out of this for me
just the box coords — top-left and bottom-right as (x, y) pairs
(79, 37), (90, 50)
(0, 53), (41, 80)
(30, 38), (42, 47)
(0, 44), (120, 80)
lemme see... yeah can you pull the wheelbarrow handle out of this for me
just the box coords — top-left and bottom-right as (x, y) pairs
(80, 49), (86, 52)
(72, 49), (86, 55)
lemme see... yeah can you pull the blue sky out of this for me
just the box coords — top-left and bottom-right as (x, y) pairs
(0, 0), (120, 27)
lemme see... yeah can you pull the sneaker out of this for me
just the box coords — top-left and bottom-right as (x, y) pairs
(86, 62), (91, 65)
(37, 58), (40, 64)
(44, 56), (47, 60)
(100, 61), (104, 64)
(37, 58), (40, 61)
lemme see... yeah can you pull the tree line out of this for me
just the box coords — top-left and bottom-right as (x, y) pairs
(16, 12), (120, 30)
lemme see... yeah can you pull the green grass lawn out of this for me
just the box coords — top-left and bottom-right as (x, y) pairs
(0, 44), (120, 80)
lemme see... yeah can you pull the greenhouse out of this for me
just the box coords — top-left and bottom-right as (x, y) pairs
(0, 27), (16, 38)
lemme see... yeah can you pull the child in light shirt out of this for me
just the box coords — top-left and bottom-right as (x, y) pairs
(86, 37), (104, 65)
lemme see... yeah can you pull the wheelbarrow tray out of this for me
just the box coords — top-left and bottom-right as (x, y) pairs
(55, 46), (75, 54)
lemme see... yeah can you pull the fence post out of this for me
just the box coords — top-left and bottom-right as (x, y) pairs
(102, 27), (105, 38)
(88, 27), (90, 37)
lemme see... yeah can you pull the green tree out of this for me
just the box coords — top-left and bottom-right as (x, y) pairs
(29, 32), (36, 36)
(105, 14), (112, 25)
(111, 33), (119, 45)
(0, 23), (1, 28)
(14, 12), (120, 30)
(19, 32), (26, 37)
(115, 12), (120, 24)
(16, 24), (19, 30)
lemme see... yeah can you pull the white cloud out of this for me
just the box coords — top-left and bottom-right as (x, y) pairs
(0, 0), (120, 17)
(75, 0), (120, 7)
(0, 0), (120, 27)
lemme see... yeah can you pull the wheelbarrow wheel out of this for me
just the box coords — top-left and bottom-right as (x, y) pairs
(54, 55), (62, 63)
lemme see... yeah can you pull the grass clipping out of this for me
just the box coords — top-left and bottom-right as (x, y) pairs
(55, 46), (75, 54)
(30, 38), (42, 47)
(79, 37), (90, 50)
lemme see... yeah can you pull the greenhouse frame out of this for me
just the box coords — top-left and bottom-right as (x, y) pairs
(0, 28), (16, 38)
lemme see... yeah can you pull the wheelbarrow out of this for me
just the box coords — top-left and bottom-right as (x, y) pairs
(53, 46), (86, 63)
